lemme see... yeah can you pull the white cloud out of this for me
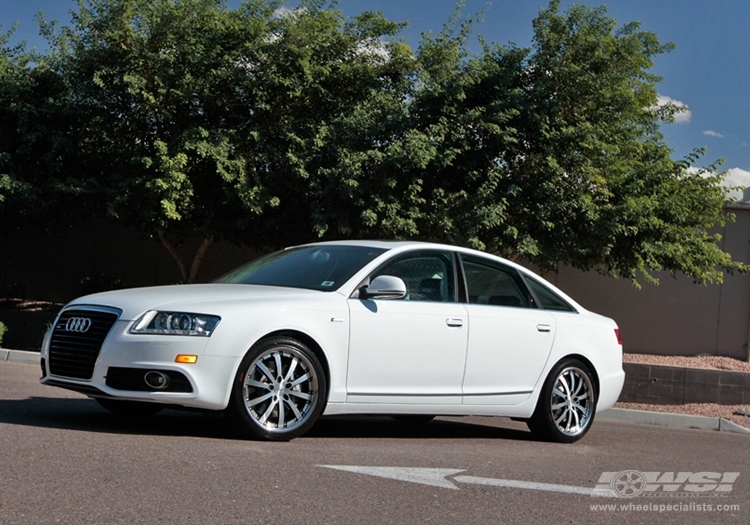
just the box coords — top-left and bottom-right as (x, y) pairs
(690, 166), (750, 201)
(274, 7), (298, 18)
(656, 94), (691, 124)
(703, 130), (724, 138)
(724, 167), (750, 201)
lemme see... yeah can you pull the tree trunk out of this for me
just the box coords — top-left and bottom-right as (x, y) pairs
(155, 229), (215, 284)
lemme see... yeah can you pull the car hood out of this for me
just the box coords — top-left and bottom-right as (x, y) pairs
(65, 284), (331, 321)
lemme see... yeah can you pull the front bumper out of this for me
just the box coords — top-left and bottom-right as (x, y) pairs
(41, 318), (240, 410)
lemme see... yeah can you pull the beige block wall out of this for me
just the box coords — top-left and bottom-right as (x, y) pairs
(540, 205), (750, 360)
(2, 206), (749, 360)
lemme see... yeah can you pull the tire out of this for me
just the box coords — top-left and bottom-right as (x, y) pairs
(227, 336), (327, 441)
(391, 415), (435, 425)
(95, 397), (164, 417)
(527, 358), (597, 443)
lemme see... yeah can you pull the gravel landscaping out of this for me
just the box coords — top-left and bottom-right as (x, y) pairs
(617, 353), (750, 429)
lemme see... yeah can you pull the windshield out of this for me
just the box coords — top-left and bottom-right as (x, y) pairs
(214, 245), (387, 291)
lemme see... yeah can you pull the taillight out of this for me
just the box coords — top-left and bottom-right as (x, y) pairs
(614, 328), (622, 345)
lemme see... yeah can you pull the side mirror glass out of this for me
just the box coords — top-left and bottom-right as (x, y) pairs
(363, 275), (406, 299)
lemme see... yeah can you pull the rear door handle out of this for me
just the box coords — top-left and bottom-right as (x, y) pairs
(446, 318), (464, 328)
(537, 324), (551, 332)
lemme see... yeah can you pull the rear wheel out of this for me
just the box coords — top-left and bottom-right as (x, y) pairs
(227, 336), (327, 441)
(95, 398), (163, 417)
(527, 358), (596, 443)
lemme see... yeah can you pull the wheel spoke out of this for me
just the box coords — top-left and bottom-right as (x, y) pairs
(572, 402), (587, 414)
(259, 396), (278, 425)
(551, 401), (567, 410)
(246, 379), (269, 389)
(571, 377), (586, 398)
(572, 391), (589, 403)
(290, 372), (311, 388)
(552, 387), (567, 399)
(283, 357), (299, 383)
(277, 395), (286, 428)
(247, 391), (275, 407)
(274, 352), (283, 380)
(554, 409), (569, 426)
(256, 361), (276, 383)
(287, 390), (312, 401)
(285, 398), (303, 420)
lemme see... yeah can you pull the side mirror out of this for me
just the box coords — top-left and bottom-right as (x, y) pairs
(363, 275), (406, 300)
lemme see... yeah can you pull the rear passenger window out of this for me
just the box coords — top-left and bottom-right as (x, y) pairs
(460, 254), (531, 308)
(525, 277), (576, 312)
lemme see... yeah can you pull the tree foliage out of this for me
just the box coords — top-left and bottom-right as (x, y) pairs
(0, 0), (743, 284)
(393, 0), (742, 284)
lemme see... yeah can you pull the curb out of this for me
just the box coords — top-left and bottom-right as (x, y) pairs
(0, 348), (41, 365)
(2, 351), (750, 435)
(598, 408), (750, 435)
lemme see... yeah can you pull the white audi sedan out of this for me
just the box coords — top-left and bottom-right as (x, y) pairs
(41, 240), (624, 443)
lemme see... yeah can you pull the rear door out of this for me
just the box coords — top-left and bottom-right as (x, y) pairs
(459, 254), (556, 405)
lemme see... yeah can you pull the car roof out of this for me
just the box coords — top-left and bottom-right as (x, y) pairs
(293, 239), (427, 250)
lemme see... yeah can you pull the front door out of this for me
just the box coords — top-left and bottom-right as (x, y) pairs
(346, 250), (468, 404)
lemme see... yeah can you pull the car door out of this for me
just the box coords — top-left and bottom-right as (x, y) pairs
(459, 254), (556, 405)
(346, 250), (468, 404)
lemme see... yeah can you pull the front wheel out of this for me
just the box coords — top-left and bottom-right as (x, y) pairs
(527, 359), (597, 443)
(226, 336), (327, 441)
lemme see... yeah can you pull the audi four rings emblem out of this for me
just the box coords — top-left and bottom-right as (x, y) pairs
(65, 317), (92, 333)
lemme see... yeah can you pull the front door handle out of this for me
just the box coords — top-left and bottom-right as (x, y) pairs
(446, 318), (464, 328)
(537, 324), (551, 332)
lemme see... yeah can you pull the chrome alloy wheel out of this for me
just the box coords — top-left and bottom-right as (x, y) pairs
(549, 366), (594, 437)
(241, 345), (319, 433)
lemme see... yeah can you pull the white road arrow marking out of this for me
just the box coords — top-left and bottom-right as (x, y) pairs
(319, 465), (465, 490)
(454, 475), (611, 497)
(319, 466), (615, 497)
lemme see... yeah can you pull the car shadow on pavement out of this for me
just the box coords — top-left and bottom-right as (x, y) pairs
(0, 395), (537, 442)
(308, 415), (536, 441)
(0, 396), (238, 439)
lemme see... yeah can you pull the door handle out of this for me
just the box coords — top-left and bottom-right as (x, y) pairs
(446, 318), (464, 328)
(537, 324), (551, 332)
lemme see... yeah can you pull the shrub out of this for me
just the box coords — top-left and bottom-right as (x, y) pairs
(0, 321), (6, 347)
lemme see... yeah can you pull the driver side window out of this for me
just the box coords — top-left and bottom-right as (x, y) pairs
(373, 251), (455, 302)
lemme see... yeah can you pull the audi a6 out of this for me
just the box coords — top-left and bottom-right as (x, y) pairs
(41, 240), (624, 443)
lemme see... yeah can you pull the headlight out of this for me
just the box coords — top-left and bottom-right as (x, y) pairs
(130, 311), (221, 336)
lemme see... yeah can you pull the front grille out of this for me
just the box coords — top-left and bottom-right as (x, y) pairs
(49, 308), (120, 380)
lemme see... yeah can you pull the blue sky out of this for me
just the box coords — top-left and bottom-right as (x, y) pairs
(3, 0), (749, 197)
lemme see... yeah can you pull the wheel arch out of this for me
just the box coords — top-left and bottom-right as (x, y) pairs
(258, 329), (332, 402)
(553, 353), (600, 399)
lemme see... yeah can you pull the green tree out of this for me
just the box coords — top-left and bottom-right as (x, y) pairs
(399, 1), (742, 284)
(0, 24), (70, 224)
(42, 0), (281, 282)
(36, 0), (415, 282)
(4, 0), (743, 286)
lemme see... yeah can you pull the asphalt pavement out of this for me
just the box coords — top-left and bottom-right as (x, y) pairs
(1, 358), (748, 525)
